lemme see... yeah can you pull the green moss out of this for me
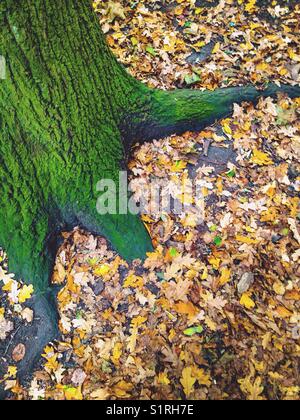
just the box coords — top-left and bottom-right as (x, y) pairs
(0, 0), (152, 291)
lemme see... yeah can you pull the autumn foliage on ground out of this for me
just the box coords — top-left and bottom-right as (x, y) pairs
(0, 0), (300, 400)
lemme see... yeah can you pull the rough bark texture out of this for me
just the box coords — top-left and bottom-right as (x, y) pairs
(0, 0), (299, 387)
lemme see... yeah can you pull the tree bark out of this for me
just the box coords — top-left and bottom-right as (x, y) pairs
(0, 0), (153, 292)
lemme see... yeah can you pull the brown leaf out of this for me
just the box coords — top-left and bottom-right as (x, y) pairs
(12, 343), (26, 362)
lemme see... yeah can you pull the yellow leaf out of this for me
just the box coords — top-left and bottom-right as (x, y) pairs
(94, 264), (110, 277)
(216, 177), (223, 193)
(240, 293), (255, 309)
(131, 36), (138, 46)
(157, 372), (170, 385)
(201, 266), (208, 280)
(131, 316), (147, 329)
(127, 327), (137, 353)
(222, 122), (232, 136)
(208, 256), (221, 270)
(0, 307), (4, 319)
(219, 267), (231, 287)
(168, 328), (176, 341)
(245, 0), (257, 13)
(236, 235), (259, 245)
(2, 280), (13, 292)
(261, 332), (271, 350)
(171, 160), (187, 172)
(260, 207), (278, 222)
(113, 381), (133, 398)
(111, 342), (122, 365)
(181, 213), (197, 228)
(18, 284), (34, 303)
(180, 367), (196, 397)
(174, 302), (198, 320)
(273, 282), (285, 296)
(42, 345), (55, 360)
(288, 48), (300, 62)
(64, 387), (83, 401)
(212, 42), (220, 54)
(251, 148), (274, 166)
(268, 371), (283, 380)
(44, 355), (59, 372)
(205, 317), (217, 332)
(192, 367), (212, 386)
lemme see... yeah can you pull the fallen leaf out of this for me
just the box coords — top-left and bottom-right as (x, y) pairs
(12, 343), (26, 363)
(240, 293), (255, 309)
(180, 367), (196, 397)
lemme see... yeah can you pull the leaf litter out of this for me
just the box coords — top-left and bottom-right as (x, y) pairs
(0, 0), (299, 400)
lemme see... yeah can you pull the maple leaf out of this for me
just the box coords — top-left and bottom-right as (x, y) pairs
(21, 307), (34, 323)
(44, 355), (59, 373)
(131, 316), (147, 329)
(180, 367), (196, 397)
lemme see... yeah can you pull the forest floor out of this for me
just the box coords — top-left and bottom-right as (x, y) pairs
(0, 0), (299, 400)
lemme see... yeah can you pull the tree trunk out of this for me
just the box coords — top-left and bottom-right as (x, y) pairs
(0, 0), (299, 385)
(0, 0), (154, 292)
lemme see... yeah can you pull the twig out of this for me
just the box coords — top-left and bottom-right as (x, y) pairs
(4, 324), (22, 357)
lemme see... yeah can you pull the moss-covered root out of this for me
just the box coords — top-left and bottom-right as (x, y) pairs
(136, 83), (300, 141)
(76, 208), (153, 261)
(3, 213), (63, 292)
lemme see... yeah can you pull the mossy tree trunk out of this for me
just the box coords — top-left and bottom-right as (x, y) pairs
(0, 0), (299, 383)
(0, 0), (153, 292)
